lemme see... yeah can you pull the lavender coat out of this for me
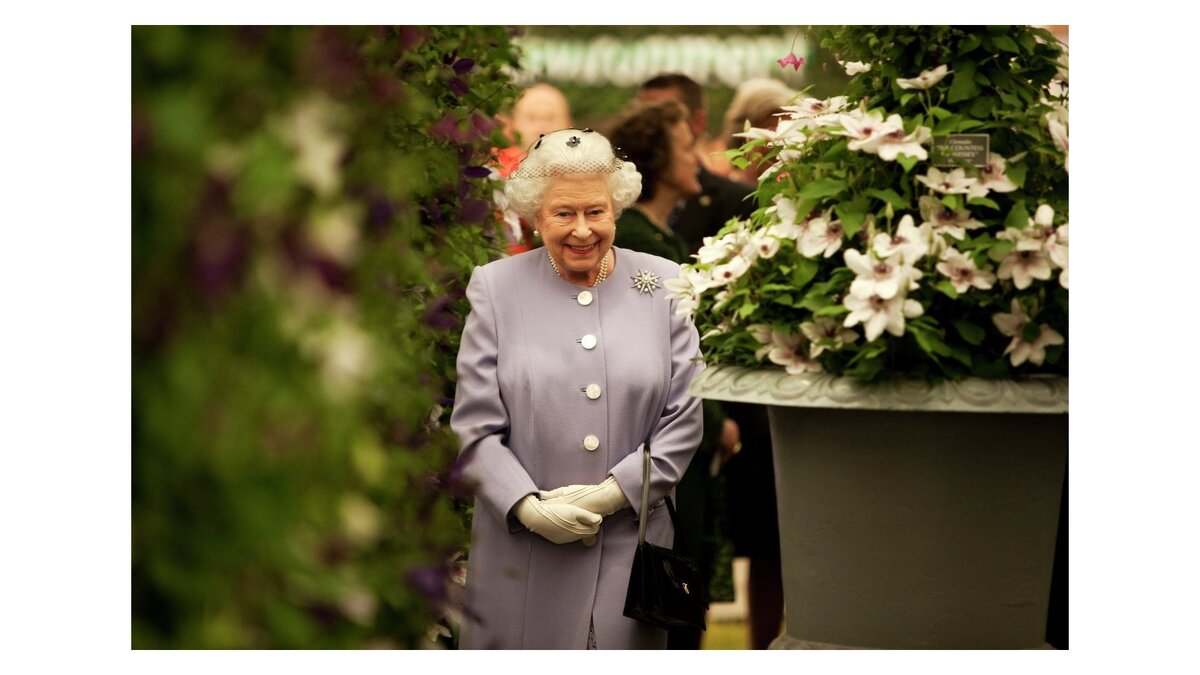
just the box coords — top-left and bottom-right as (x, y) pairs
(450, 246), (704, 649)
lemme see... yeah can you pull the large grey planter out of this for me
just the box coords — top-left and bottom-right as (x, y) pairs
(691, 366), (1067, 649)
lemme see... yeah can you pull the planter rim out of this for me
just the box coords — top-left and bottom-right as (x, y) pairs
(689, 365), (1067, 414)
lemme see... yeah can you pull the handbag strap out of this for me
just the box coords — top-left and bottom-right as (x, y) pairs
(636, 442), (678, 546)
(637, 443), (651, 545)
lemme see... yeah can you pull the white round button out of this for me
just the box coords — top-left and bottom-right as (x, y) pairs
(583, 434), (600, 452)
(585, 384), (602, 400)
(577, 291), (593, 306)
(581, 334), (597, 350)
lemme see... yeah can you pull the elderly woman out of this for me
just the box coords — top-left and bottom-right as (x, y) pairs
(450, 128), (704, 649)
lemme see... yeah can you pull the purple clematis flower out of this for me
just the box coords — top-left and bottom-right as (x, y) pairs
(452, 58), (475, 75)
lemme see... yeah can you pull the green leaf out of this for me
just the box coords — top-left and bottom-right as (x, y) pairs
(791, 257), (820, 290)
(933, 114), (963, 135)
(795, 178), (848, 202)
(900, 92), (916, 106)
(798, 294), (834, 312)
(814, 304), (848, 317)
(772, 294), (794, 307)
(929, 106), (953, 120)
(940, 194), (961, 211)
(953, 320), (986, 346)
(1004, 201), (1029, 229)
(835, 199), (867, 239)
(967, 196), (1000, 210)
(896, 153), (920, 173)
(972, 358), (1011, 379)
(988, 239), (1015, 261)
(738, 301), (759, 319)
(730, 156), (750, 170)
(864, 187), (909, 210)
(947, 343), (973, 367)
(948, 61), (979, 103)
(990, 35), (1021, 54)
(969, 96), (996, 118)
(934, 280), (959, 299)
(1005, 162), (1027, 189)
(958, 34), (982, 56)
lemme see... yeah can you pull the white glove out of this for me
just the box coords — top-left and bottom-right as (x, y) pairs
(539, 476), (630, 517)
(512, 494), (602, 545)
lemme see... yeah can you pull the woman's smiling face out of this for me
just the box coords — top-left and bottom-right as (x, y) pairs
(535, 174), (616, 285)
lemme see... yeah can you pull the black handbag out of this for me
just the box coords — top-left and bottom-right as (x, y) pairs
(623, 443), (708, 631)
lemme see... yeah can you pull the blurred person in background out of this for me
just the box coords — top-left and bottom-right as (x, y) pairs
(638, 72), (785, 650)
(451, 128), (704, 649)
(637, 73), (755, 256)
(722, 78), (796, 185)
(497, 83), (575, 251)
(607, 99), (740, 650)
(501, 83), (573, 149)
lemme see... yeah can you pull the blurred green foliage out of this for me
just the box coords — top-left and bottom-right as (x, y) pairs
(132, 26), (519, 648)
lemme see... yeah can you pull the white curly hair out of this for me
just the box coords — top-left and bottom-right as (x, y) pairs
(504, 128), (642, 222)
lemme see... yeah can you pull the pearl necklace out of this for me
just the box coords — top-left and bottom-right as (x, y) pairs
(548, 248), (610, 287)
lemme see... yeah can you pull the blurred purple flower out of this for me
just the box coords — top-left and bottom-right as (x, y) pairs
(422, 198), (444, 226)
(452, 58), (476, 75)
(303, 27), (363, 95)
(132, 107), (152, 157)
(429, 114), (468, 144)
(370, 75), (404, 104)
(423, 294), (460, 331)
(447, 448), (478, 500)
(457, 199), (489, 224)
(397, 26), (425, 51)
(367, 192), (396, 230)
(310, 255), (352, 293)
(448, 77), (470, 98)
(470, 111), (497, 138)
(462, 166), (492, 179)
(407, 565), (449, 606)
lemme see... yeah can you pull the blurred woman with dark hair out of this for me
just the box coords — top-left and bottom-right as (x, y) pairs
(608, 100), (737, 650)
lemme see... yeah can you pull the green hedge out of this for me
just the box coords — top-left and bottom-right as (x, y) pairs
(132, 25), (517, 648)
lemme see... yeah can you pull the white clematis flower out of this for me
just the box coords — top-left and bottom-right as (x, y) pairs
(844, 248), (921, 300)
(750, 232), (781, 259)
(936, 247), (997, 293)
(836, 109), (903, 155)
(843, 292), (925, 342)
(995, 230), (1054, 290)
(917, 167), (989, 199)
(974, 154), (1018, 193)
(711, 255), (751, 286)
(897, 64), (951, 90)
(747, 323), (775, 360)
(839, 60), (872, 76)
(991, 299), (1064, 367)
(800, 317), (860, 357)
(875, 120), (933, 161)
(799, 215), (846, 258)
(766, 328), (823, 374)
(871, 214), (931, 264)
(1044, 103), (1069, 172)
(1047, 223), (1069, 289)
(919, 195), (985, 243)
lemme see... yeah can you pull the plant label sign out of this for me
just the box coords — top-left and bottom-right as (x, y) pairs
(931, 134), (989, 167)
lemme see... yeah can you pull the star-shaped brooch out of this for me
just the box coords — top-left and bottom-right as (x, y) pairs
(630, 269), (662, 296)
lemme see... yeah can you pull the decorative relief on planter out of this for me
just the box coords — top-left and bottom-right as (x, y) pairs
(690, 366), (1067, 414)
